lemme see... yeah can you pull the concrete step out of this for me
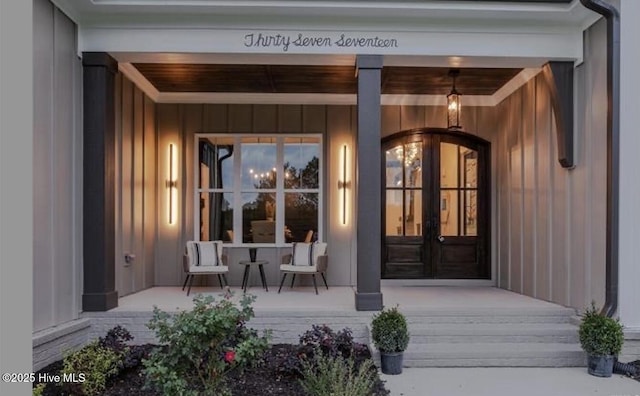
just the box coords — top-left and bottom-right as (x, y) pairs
(400, 308), (576, 324)
(406, 323), (579, 344)
(374, 343), (586, 367)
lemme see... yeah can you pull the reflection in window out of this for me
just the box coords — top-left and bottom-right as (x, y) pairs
(197, 135), (321, 244)
(384, 141), (423, 236)
(440, 143), (477, 237)
(242, 192), (276, 243)
(199, 138), (234, 241)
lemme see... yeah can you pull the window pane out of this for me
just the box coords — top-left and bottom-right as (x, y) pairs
(285, 192), (318, 242)
(198, 137), (234, 189)
(199, 192), (233, 242)
(405, 190), (422, 236)
(242, 192), (276, 243)
(464, 190), (477, 236)
(440, 142), (459, 188)
(404, 142), (422, 188)
(386, 190), (403, 236)
(284, 138), (320, 189)
(440, 190), (459, 236)
(241, 138), (277, 189)
(385, 145), (403, 187)
(461, 148), (478, 188)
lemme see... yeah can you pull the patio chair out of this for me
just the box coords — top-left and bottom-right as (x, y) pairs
(183, 240), (229, 296)
(278, 242), (328, 295)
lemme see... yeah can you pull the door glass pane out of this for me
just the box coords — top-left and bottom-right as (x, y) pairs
(464, 190), (477, 236)
(241, 138), (277, 189)
(198, 137), (234, 189)
(405, 190), (422, 236)
(284, 137), (320, 189)
(285, 192), (318, 242)
(386, 190), (403, 236)
(405, 142), (422, 188)
(386, 145), (404, 187)
(242, 192), (276, 243)
(440, 142), (459, 188)
(199, 192), (233, 242)
(440, 190), (459, 236)
(461, 149), (478, 188)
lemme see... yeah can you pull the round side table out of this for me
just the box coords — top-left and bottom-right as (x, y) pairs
(237, 260), (269, 292)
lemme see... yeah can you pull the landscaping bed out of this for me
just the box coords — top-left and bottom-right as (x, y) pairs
(35, 343), (389, 396)
(33, 293), (389, 396)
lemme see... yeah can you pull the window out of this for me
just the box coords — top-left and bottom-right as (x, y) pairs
(195, 134), (322, 245)
(385, 141), (423, 236)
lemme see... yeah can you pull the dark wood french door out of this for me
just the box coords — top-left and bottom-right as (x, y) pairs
(382, 128), (490, 279)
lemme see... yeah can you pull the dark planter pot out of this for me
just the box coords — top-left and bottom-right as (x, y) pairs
(380, 352), (403, 375)
(587, 354), (615, 377)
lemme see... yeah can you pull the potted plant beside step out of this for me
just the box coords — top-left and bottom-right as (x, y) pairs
(578, 302), (624, 377)
(371, 305), (410, 375)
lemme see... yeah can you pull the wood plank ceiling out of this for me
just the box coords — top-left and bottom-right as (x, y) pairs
(133, 63), (522, 95)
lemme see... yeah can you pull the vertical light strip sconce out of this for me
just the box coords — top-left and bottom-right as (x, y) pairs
(338, 144), (349, 225)
(166, 143), (178, 225)
(447, 69), (462, 130)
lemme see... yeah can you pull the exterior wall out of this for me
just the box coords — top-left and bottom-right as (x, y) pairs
(618, 0), (640, 332)
(494, 18), (607, 311)
(114, 73), (157, 297)
(155, 104), (498, 288)
(33, 0), (83, 332)
(154, 104), (358, 287)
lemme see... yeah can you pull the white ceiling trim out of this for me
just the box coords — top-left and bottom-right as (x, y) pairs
(119, 61), (540, 106)
(118, 63), (160, 101)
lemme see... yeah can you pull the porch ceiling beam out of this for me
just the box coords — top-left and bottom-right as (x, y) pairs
(542, 61), (575, 168)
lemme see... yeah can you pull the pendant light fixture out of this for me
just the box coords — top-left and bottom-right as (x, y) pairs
(447, 69), (462, 130)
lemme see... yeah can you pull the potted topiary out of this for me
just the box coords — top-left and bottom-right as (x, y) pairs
(371, 305), (409, 375)
(578, 302), (624, 377)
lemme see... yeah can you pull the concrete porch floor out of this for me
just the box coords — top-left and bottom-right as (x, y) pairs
(111, 285), (569, 313)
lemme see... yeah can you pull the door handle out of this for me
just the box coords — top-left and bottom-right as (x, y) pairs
(437, 235), (445, 243)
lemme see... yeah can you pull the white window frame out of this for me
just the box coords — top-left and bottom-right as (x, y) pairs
(194, 133), (323, 247)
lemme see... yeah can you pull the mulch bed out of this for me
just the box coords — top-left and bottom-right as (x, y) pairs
(34, 344), (389, 396)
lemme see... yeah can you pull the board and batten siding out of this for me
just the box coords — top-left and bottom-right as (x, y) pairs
(154, 104), (357, 288)
(495, 17), (607, 311)
(113, 74), (157, 297)
(33, 0), (83, 332)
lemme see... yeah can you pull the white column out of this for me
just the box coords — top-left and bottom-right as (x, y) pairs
(618, 0), (640, 331)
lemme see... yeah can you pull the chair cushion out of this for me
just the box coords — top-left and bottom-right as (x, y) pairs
(188, 265), (229, 274)
(279, 264), (318, 273)
(291, 242), (313, 266)
(187, 241), (223, 267)
(291, 242), (327, 266)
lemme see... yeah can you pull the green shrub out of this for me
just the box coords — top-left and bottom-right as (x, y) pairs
(371, 306), (409, 353)
(299, 352), (376, 396)
(143, 292), (270, 396)
(32, 383), (46, 396)
(59, 340), (123, 395)
(579, 302), (624, 356)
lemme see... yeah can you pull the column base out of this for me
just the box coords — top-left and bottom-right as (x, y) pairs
(355, 291), (383, 311)
(82, 290), (118, 312)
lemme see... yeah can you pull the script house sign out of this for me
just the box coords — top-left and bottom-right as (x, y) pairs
(243, 31), (399, 52)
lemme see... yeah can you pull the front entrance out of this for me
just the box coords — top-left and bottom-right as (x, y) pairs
(382, 128), (490, 279)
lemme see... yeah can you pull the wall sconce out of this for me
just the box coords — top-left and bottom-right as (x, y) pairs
(337, 144), (350, 225)
(166, 143), (178, 225)
(447, 69), (462, 130)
